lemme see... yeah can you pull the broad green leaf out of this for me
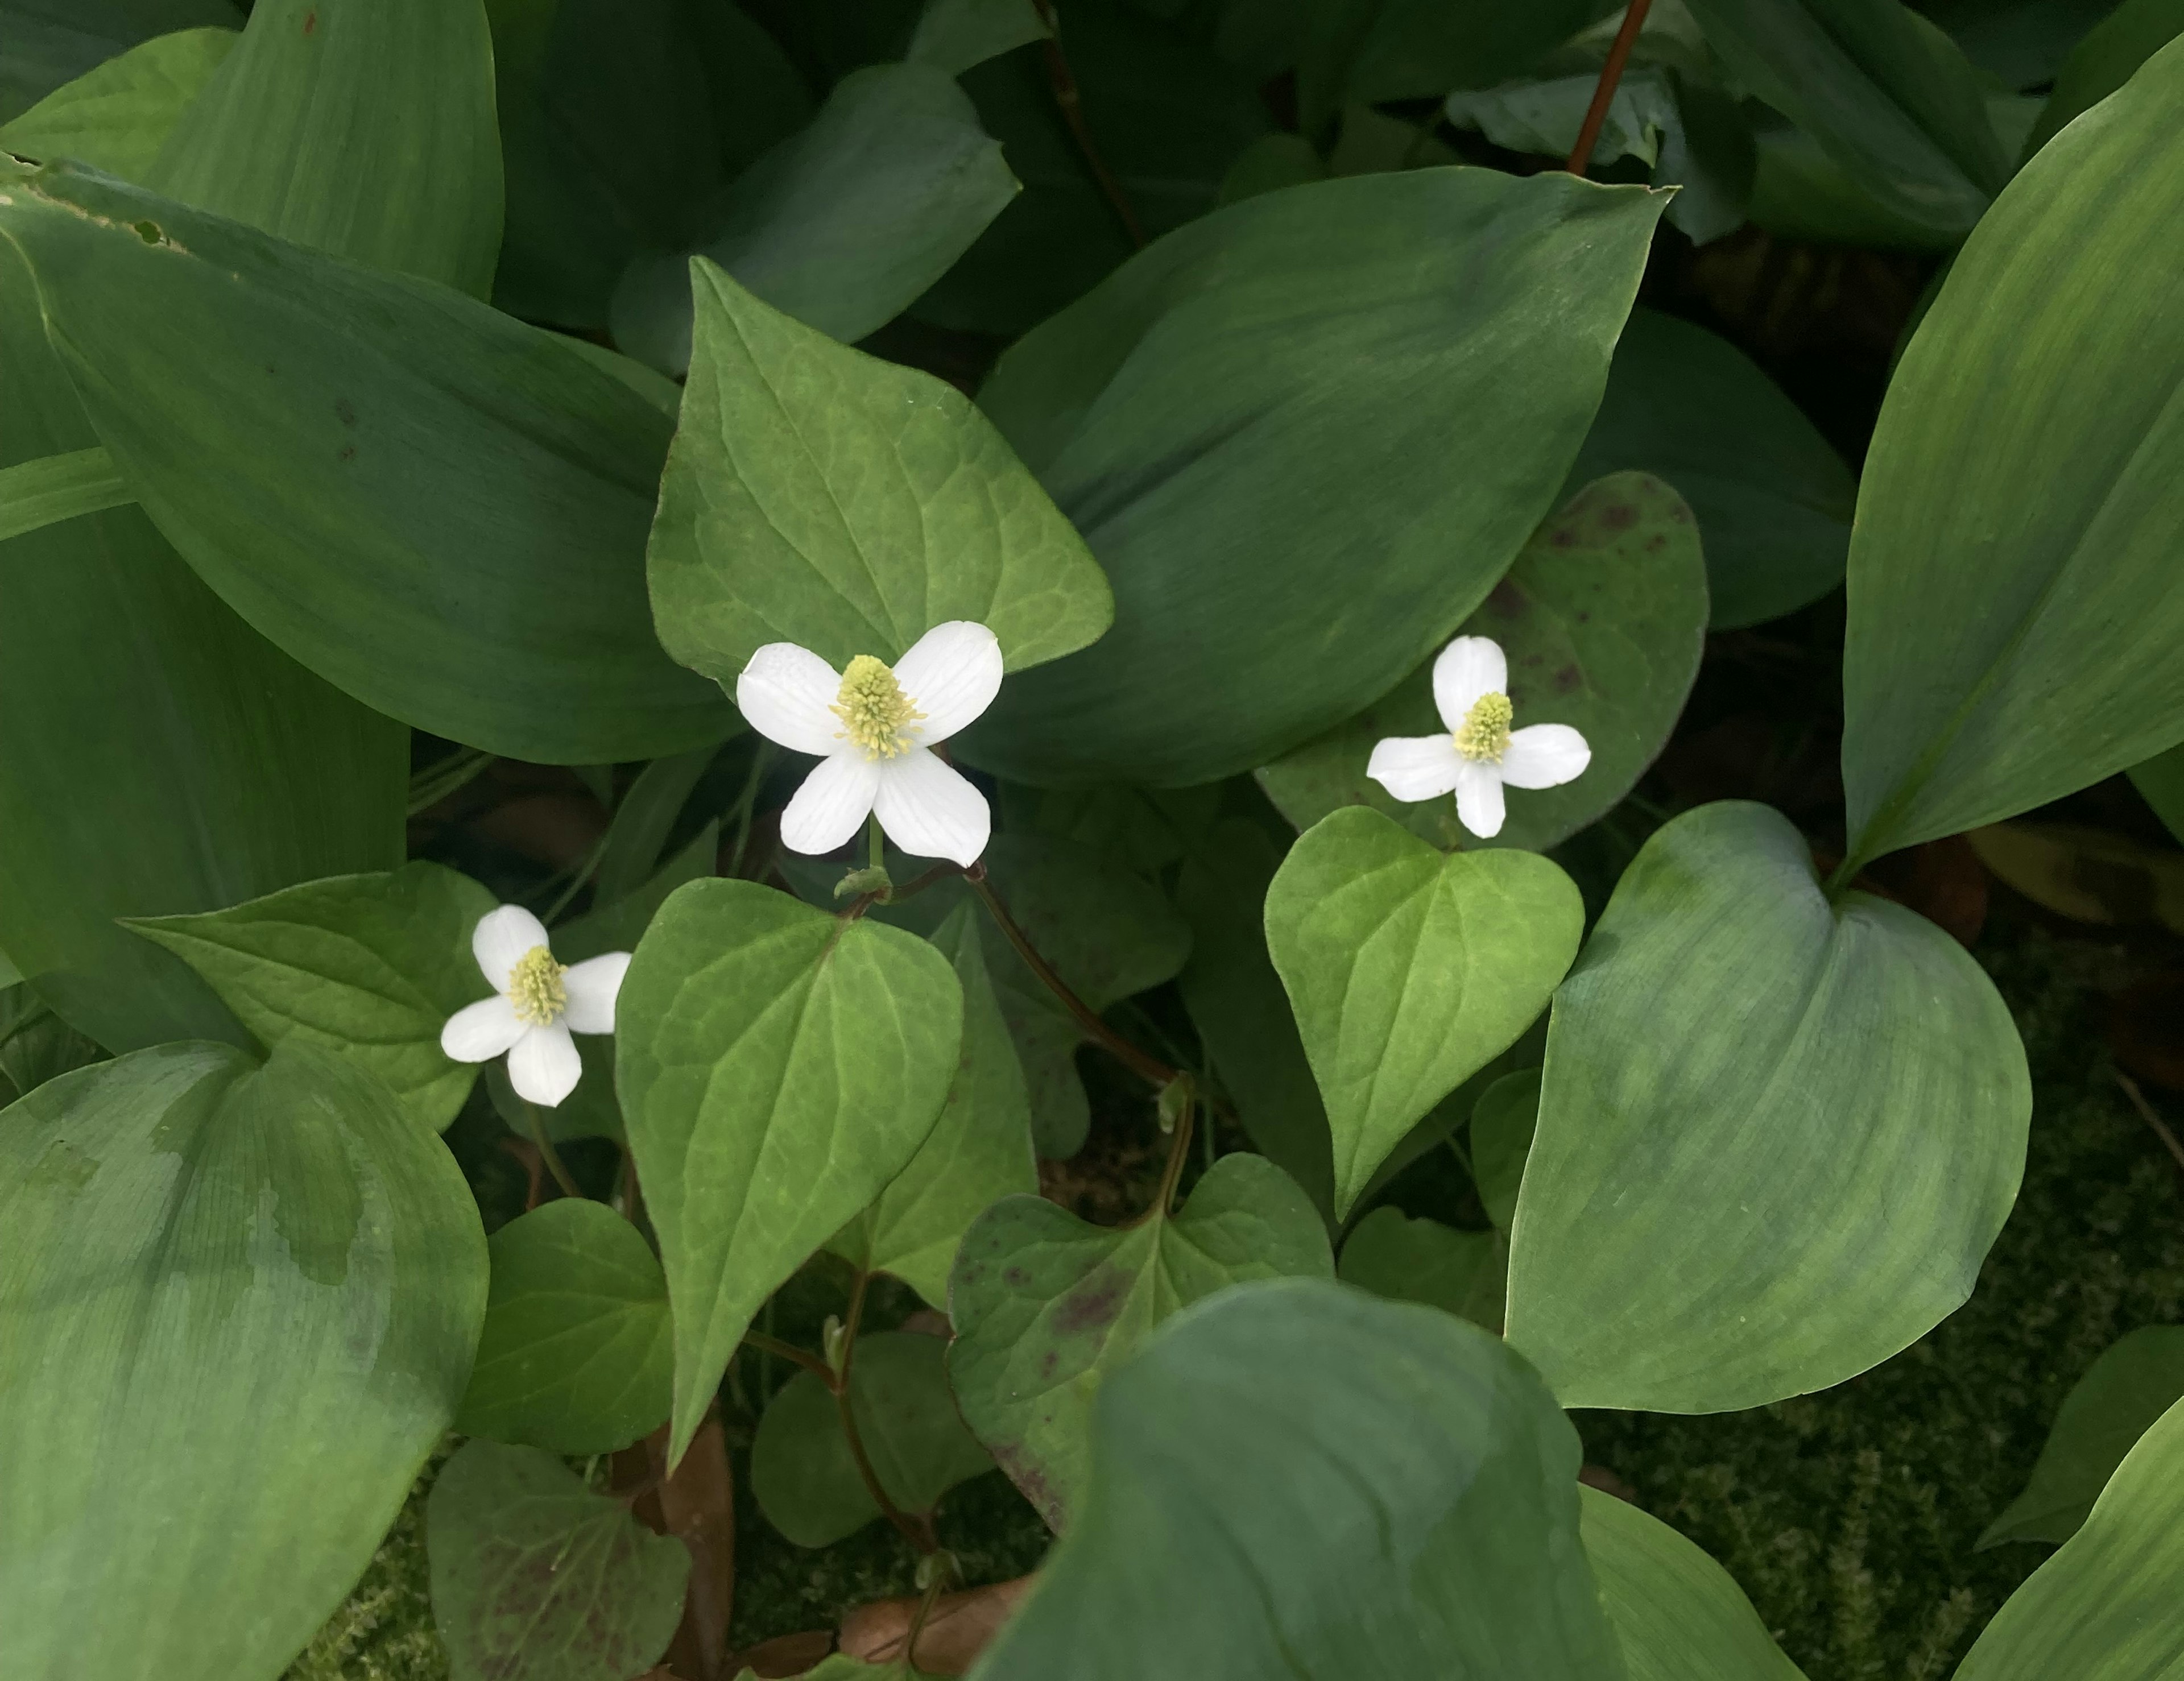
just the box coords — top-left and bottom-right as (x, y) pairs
(0, 1041), (487, 1681)
(1264, 807), (1583, 1218)
(0, 25), (233, 180)
(647, 260), (1111, 688)
(427, 1440), (688, 1681)
(964, 169), (1666, 786)
(454, 1198), (675, 1456)
(1743, 106), (1966, 251)
(0, 442), (130, 541)
(1258, 474), (1707, 854)
(0, 159), (736, 763)
(967, 1278), (1628, 1679)
(611, 63), (1019, 376)
(1505, 802), (2030, 1411)
(1951, 1395), (2184, 1680)
(1297, 0), (1612, 133)
(1471, 1067), (1540, 1233)
(829, 900), (1037, 1307)
(1678, 0), (2006, 236)
(1579, 1488), (1809, 1680)
(947, 1152), (1333, 1528)
(1174, 818), (1338, 1218)
(908, 0), (1048, 74)
(148, 0), (502, 297)
(997, 780), (1220, 879)
(1839, 37), (2184, 868)
(617, 877), (963, 1460)
(0, 0), (238, 125)
(2131, 742), (2184, 846)
(1338, 1207), (1503, 1329)
(2022, 0), (2184, 159)
(1566, 310), (1855, 628)
(1978, 1325), (2184, 1548)
(751, 1330), (995, 1547)
(125, 862), (498, 1134)
(0, 234), (404, 1053)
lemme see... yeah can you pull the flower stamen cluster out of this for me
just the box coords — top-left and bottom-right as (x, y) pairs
(831, 655), (924, 761)
(506, 944), (569, 1026)
(1454, 692), (1514, 763)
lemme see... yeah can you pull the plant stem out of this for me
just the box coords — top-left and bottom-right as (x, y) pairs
(1139, 1092), (1196, 1224)
(1033, 0), (1144, 247)
(406, 746), (494, 815)
(1565, 0), (1654, 175)
(741, 1330), (833, 1385)
(538, 825), (614, 925)
(524, 1100), (582, 1200)
(866, 809), (886, 873)
(2117, 1073), (2184, 1178)
(726, 739), (773, 876)
(833, 1270), (939, 1552)
(965, 863), (1178, 1089)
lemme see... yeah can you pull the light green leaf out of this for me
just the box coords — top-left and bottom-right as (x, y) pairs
(2022, 0), (2184, 160)
(1505, 802), (2030, 1411)
(0, 1041), (487, 1681)
(829, 900), (1037, 1308)
(1258, 473), (1707, 854)
(647, 259), (1111, 688)
(148, 0), (502, 296)
(1338, 1206), (1503, 1329)
(1979, 1325), (2184, 1548)
(1580, 1487), (1809, 1680)
(454, 1198), (675, 1457)
(1264, 806), (1583, 1218)
(1678, 0), (2007, 236)
(611, 62), (1019, 376)
(1951, 1394), (2184, 1680)
(0, 442), (130, 540)
(947, 1152), (1333, 1529)
(908, 0), (1049, 74)
(751, 1330), (996, 1548)
(427, 1440), (688, 1681)
(0, 233), (406, 1053)
(1471, 1067), (1539, 1233)
(1567, 310), (1855, 628)
(617, 877), (963, 1461)
(967, 1278), (1627, 1679)
(0, 159), (736, 763)
(124, 862), (498, 1134)
(1840, 36), (2184, 868)
(963, 169), (1666, 786)
(0, 25), (233, 180)
(2131, 741), (2184, 846)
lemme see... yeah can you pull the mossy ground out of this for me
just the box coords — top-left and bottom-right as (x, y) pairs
(295, 916), (2184, 1681)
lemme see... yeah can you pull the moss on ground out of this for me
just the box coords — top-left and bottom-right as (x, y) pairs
(299, 917), (2183, 1679)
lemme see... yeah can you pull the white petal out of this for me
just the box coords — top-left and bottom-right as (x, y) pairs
(1500, 723), (1591, 790)
(440, 993), (525, 1062)
(1454, 761), (1506, 839)
(872, 747), (990, 866)
(508, 1022), (583, 1107)
(473, 903), (551, 991)
(894, 620), (1003, 745)
(561, 951), (630, 1034)
(779, 751), (883, 856)
(1366, 734), (1465, 804)
(736, 642), (845, 755)
(1432, 636), (1508, 729)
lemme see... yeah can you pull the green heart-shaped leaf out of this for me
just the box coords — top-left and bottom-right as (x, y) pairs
(947, 1152), (1331, 1529)
(1264, 806), (1583, 1217)
(1505, 801), (2030, 1411)
(1337, 1207), (1503, 1331)
(617, 877), (963, 1460)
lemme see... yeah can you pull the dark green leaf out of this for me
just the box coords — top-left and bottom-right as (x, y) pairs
(1258, 473), (1707, 852)
(2131, 742), (2184, 846)
(1839, 38), (2184, 867)
(558, 818), (721, 967)
(0, 441), (130, 540)
(0, 158), (737, 763)
(126, 862), (498, 1134)
(592, 747), (721, 909)
(428, 1439), (688, 1681)
(0, 24), (232, 179)
(1337, 1206), (1503, 1328)
(456, 1198), (675, 1456)
(908, 0), (1049, 73)
(617, 877), (963, 1459)
(1979, 1325), (2184, 1547)
(1471, 1067), (1539, 1233)
(1743, 106), (1967, 251)
(1297, 0), (1614, 133)
(948, 1153), (1333, 1528)
(964, 169), (1666, 786)
(1505, 802), (2030, 1410)
(967, 1278), (1627, 1678)
(0, 1041), (486, 1681)
(0, 0), (238, 125)
(751, 1330), (995, 1547)
(2021, 0), (2184, 159)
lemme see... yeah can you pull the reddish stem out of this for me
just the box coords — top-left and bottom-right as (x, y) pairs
(1566, 0), (1656, 176)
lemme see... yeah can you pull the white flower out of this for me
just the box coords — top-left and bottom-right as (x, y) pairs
(439, 904), (630, 1107)
(1366, 635), (1591, 839)
(735, 620), (1001, 868)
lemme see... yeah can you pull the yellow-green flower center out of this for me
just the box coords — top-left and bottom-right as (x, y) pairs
(832, 655), (924, 760)
(1454, 691), (1514, 763)
(507, 945), (568, 1026)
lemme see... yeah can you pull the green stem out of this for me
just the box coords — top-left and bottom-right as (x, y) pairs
(741, 1329), (832, 1385)
(726, 739), (773, 876)
(833, 1270), (938, 1552)
(866, 809), (886, 873)
(524, 1101), (582, 1200)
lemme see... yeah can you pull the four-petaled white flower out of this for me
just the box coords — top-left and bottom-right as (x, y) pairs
(736, 620), (1001, 868)
(1367, 635), (1590, 839)
(440, 904), (630, 1107)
